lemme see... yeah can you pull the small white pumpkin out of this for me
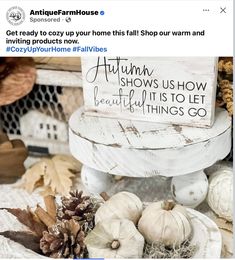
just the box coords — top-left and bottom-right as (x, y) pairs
(85, 219), (145, 258)
(171, 170), (208, 208)
(138, 200), (192, 246)
(95, 191), (143, 225)
(207, 167), (233, 221)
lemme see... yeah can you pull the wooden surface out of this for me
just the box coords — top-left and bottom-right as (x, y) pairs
(82, 57), (218, 127)
(36, 69), (82, 87)
(34, 57), (82, 87)
(186, 208), (222, 258)
(69, 107), (231, 177)
(34, 57), (81, 71)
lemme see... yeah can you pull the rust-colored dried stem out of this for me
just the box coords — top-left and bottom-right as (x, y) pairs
(35, 205), (55, 227)
(44, 195), (57, 221)
(100, 192), (110, 201)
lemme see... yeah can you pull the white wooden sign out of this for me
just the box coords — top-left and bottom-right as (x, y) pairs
(81, 57), (218, 127)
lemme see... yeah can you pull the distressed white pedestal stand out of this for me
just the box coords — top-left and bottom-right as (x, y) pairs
(69, 107), (231, 194)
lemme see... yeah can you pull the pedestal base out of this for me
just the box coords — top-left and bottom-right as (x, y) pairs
(81, 165), (113, 194)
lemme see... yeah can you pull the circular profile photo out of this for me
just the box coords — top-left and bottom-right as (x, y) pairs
(6, 6), (25, 26)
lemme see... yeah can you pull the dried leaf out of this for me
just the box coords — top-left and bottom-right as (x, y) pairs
(42, 155), (80, 196)
(40, 186), (55, 197)
(53, 154), (82, 173)
(21, 155), (82, 195)
(0, 231), (42, 254)
(2, 207), (47, 236)
(21, 161), (47, 193)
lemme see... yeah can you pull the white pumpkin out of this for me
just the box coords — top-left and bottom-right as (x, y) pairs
(95, 191), (143, 225)
(85, 219), (145, 258)
(207, 167), (233, 221)
(171, 170), (208, 208)
(138, 200), (192, 246)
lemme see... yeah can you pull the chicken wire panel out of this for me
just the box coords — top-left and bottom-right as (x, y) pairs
(0, 84), (66, 133)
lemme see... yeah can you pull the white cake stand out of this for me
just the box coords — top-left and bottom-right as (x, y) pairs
(69, 107), (231, 193)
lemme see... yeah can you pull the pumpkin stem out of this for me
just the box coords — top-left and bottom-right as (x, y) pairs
(100, 192), (110, 201)
(162, 200), (175, 211)
(111, 239), (120, 250)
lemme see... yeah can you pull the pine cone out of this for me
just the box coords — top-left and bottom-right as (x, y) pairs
(218, 59), (233, 74)
(57, 191), (96, 233)
(219, 80), (233, 116)
(40, 219), (86, 258)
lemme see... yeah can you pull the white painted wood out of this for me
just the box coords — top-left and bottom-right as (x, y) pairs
(81, 165), (113, 194)
(185, 208), (222, 258)
(220, 229), (233, 257)
(70, 107), (230, 150)
(69, 107), (231, 177)
(36, 69), (82, 87)
(171, 170), (208, 208)
(82, 57), (218, 127)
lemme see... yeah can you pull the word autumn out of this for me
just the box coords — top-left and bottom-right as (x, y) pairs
(85, 57), (207, 90)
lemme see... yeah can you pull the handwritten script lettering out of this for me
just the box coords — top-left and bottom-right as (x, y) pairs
(86, 57), (154, 85)
(83, 57), (216, 127)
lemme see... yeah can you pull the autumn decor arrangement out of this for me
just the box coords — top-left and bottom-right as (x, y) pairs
(0, 190), (223, 258)
(0, 57), (233, 259)
(0, 191), (98, 258)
